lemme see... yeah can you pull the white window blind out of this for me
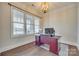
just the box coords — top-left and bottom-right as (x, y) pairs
(11, 7), (40, 37)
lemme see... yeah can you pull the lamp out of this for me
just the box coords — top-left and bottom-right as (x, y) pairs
(32, 2), (48, 13)
(41, 2), (48, 13)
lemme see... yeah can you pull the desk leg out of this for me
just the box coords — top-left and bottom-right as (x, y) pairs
(35, 40), (41, 46)
(35, 36), (41, 46)
(49, 39), (59, 55)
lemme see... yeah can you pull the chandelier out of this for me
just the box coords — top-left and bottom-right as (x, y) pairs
(32, 2), (48, 13)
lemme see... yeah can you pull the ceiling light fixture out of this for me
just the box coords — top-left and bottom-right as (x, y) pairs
(32, 2), (48, 13)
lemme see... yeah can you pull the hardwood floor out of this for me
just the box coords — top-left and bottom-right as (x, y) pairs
(0, 42), (79, 56)
(1, 42), (56, 56)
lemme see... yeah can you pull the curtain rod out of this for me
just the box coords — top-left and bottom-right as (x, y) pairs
(8, 3), (42, 18)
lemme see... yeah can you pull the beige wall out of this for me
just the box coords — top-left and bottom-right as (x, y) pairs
(0, 3), (2, 48)
(0, 2), (79, 52)
(10, 2), (43, 18)
(0, 3), (42, 53)
(43, 5), (77, 46)
(77, 4), (79, 49)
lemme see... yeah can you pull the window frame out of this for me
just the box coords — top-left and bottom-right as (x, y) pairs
(25, 14), (34, 35)
(11, 7), (25, 38)
(11, 6), (40, 38)
(34, 17), (40, 34)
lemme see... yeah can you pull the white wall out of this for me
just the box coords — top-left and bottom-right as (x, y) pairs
(43, 5), (77, 46)
(0, 3), (42, 53)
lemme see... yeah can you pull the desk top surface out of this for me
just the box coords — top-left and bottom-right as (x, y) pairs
(35, 34), (61, 39)
(49, 36), (61, 39)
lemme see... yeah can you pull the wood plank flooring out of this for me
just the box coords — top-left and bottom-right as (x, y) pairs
(0, 42), (79, 56)
(1, 42), (56, 56)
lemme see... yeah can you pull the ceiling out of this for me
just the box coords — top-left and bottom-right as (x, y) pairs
(22, 2), (77, 14)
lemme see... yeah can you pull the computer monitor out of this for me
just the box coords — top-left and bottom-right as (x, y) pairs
(45, 28), (55, 34)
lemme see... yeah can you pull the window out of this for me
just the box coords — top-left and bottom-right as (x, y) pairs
(11, 7), (40, 37)
(34, 17), (40, 33)
(12, 8), (25, 35)
(25, 14), (34, 34)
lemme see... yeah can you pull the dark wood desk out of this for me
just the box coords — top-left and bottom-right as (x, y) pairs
(35, 34), (61, 55)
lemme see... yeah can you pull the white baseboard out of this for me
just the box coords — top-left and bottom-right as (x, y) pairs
(0, 39), (78, 53)
(59, 40), (78, 47)
(0, 39), (35, 53)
